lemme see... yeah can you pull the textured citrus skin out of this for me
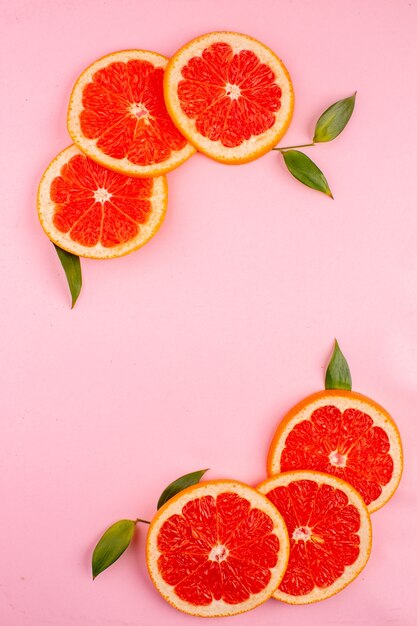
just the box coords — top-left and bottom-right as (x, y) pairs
(258, 470), (372, 604)
(67, 50), (195, 178)
(267, 389), (403, 513)
(37, 145), (168, 259)
(164, 32), (294, 164)
(146, 479), (290, 617)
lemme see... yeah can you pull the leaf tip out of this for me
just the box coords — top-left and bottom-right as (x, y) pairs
(325, 339), (352, 391)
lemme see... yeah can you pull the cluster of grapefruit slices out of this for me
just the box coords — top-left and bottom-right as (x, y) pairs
(38, 32), (294, 262)
(93, 342), (403, 617)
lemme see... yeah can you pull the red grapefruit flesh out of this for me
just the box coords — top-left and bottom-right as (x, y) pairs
(267, 390), (403, 513)
(164, 32), (294, 163)
(38, 145), (167, 259)
(258, 471), (372, 604)
(146, 480), (290, 617)
(68, 50), (195, 177)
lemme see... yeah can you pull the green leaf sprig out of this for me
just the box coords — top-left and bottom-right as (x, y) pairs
(274, 93), (356, 198)
(325, 339), (352, 391)
(91, 469), (208, 579)
(53, 244), (82, 308)
(157, 468), (208, 509)
(92, 519), (136, 580)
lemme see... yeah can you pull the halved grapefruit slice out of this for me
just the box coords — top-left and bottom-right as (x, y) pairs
(267, 390), (403, 513)
(146, 479), (290, 617)
(68, 50), (195, 177)
(38, 145), (167, 259)
(164, 31), (294, 164)
(258, 471), (372, 604)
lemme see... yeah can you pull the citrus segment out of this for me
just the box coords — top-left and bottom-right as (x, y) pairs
(164, 32), (294, 163)
(68, 50), (195, 177)
(258, 471), (372, 604)
(38, 145), (167, 259)
(267, 390), (403, 513)
(146, 480), (290, 617)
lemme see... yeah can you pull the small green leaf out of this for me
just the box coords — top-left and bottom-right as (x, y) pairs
(53, 244), (82, 308)
(282, 150), (333, 198)
(313, 93), (356, 143)
(92, 519), (135, 580)
(325, 339), (352, 391)
(157, 469), (209, 510)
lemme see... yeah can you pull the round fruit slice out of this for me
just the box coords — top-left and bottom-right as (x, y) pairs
(267, 390), (403, 513)
(38, 145), (167, 259)
(68, 50), (195, 177)
(258, 471), (372, 604)
(146, 479), (290, 617)
(164, 31), (294, 164)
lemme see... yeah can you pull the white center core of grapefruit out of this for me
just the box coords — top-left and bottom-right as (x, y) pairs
(329, 450), (347, 467)
(94, 188), (112, 204)
(130, 103), (148, 118)
(225, 83), (241, 100)
(209, 544), (229, 563)
(292, 526), (311, 542)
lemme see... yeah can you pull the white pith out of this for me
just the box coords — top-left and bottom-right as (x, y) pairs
(225, 83), (241, 100)
(129, 103), (150, 120)
(329, 450), (347, 467)
(268, 391), (403, 513)
(258, 471), (372, 605)
(37, 145), (168, 259)
(164, 32), (294, 164)
(292, 526), (311, 541)
(209, 544), (229, 562)
(67, 50), (195, 177)
(93, 187), (112, 204)
(146, 480), (290, 617)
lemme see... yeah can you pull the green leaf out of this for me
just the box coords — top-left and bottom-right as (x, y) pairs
(325, 339), (352, 391)
(313, 93), (356, 143)
(92, 519), (136, 580)
(282, 150), (333, 198)
(53, 244), (82, 308)
(157, 469), (209, 510)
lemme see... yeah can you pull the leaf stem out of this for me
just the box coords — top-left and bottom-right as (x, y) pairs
(273, 143), (315, 152)
(135, 518), (151, 525)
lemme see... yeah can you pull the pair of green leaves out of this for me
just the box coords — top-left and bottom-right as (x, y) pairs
(279, 93), (356, 198)
(92, 468), (208, 580)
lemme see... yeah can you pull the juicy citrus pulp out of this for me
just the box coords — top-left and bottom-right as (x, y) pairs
(68, 50), (195, 177)
(258, 471), (372, 604)
(38, 145), (167, 259)
(164, 32), (294, 163)
(146, 480), (290, 617)
(267, 390), (403, 513)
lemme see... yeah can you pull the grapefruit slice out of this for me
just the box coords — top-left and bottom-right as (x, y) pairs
(267, 390), (403, 513)
(38, 145), (167, 259)
(164, 31), (294, 164)
(68, 50), (195, 177)
(258, 471), (372, 604)
(146, 479), (290, 617)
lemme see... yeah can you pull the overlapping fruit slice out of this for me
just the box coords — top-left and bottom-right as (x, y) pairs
(146, 480), (290, 617)
(267, 390), (403, 512)
(38, 145), (167, 259)
(258, 471), (372, 604)
(164, 31), (294, 163)
(68, 50), (195, 177)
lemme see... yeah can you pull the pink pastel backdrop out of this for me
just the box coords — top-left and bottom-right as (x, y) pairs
(1, 0), (417, 624)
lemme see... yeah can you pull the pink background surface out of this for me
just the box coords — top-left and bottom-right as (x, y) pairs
(2, 0), (417, 624)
